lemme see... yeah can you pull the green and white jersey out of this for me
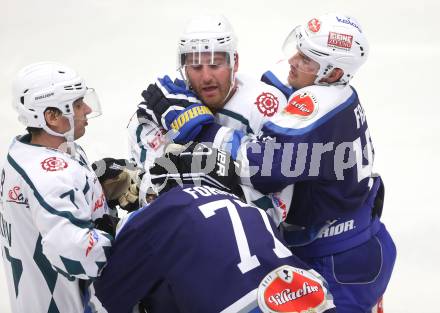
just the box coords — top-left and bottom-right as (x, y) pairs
(0, 135), (113, 313)
(127, 74), (293, 225)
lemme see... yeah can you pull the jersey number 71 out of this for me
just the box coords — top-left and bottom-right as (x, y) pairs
(198, 199), (292, 274)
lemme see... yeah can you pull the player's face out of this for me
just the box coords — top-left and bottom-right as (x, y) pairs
(185, 52), (238, 112)
(287, 51), (320, 89)
(72, 98), (92, 139)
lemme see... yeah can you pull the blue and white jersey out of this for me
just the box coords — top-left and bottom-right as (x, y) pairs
(128, 73), (292, 225)
(90, 185), (335, 313)
(0, 135), (113, 313)
(261, 60), (297, 99)
(197, 80), (381, 257)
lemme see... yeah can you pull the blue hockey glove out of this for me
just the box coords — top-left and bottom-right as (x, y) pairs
(140, 75), (214, 143)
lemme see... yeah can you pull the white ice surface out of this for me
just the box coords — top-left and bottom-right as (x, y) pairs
(1, 0), (439, 312)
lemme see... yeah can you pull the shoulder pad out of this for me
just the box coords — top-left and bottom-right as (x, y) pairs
(269, 85), (355, 130)
(261, 60), (293, 99)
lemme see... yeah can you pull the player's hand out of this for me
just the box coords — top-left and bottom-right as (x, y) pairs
(92, 158), (140, 212)
(94, 214), (120, 237)
(140, 75), (214, 143)
(149, 142), (242, 197)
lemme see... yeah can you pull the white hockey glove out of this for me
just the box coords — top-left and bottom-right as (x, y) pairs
(92, 158), (141, 212)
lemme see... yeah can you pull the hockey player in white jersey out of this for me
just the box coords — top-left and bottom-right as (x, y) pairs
(127, 15), (292, 224)
(0, 62), (114, 313)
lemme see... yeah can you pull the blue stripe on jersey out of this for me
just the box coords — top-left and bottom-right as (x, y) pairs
(7, 154), (93, 229)
(229, 130), (245, 160)
(261, 70), (294, 99)
(263, 90), (356, 137)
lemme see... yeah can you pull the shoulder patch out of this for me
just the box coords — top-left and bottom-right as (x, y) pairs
(308, 18), (321, 32)
(257, 265), (331, 313)
(41, 157), (68, 172)
(255, 92), (279, 117)
(283, 91), (318, 120)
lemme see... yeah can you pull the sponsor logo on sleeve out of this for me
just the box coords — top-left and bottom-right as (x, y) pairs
(308, 18), (321, 32)
(283, 92), (318, 119)
(41, 157), (68, 172)
(7, 186), (29, 207)
(148, 129), (167, 151)
(258, 265), (333, 313)
(255, 92), (279, 117)
(93, 193), (105, 212)
(86, 229), (100, 257)
(327, 32), (353, 50)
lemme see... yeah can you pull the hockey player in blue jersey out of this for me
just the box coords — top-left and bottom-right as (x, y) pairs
(135, 13), (396, 313)
(90, 143), (336, 313)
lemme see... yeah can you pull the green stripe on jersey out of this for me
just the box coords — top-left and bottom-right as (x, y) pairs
(136, 124), (147, 164)
(7, 154), (93, 229)
(48, 298), (61, 313)
(4, 247), (23, 297)
(60, 256), (86, 276)
(217, 109), (254, 134)
(33, 235), (58, 294)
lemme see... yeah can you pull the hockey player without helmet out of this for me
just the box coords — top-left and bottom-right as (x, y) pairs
(283, 13), (369, 85)
(177, 15), (237, 70)
(12, 61), (101, 139)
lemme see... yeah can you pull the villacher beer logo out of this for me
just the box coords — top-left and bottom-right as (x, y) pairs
(255, 92), (279, 117)
(41, 157), (68, 172)
(283, 92), (318, 120)
(258, 265), (331, 313)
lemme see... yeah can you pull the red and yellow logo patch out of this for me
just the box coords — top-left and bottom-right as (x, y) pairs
(258, 265), (331, 313)
(283, 92), (318, 119)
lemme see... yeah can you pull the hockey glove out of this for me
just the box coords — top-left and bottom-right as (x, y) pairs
(92, 158), (140, 212)
(149, 142), (242, 197)
(140, 75), (214, 143)
(94, 214), (120, 238)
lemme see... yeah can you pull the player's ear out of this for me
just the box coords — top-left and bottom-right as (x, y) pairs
(44, 108), (62, 127)
(233, 53), (239, 73)
(320, 68), (344, 84)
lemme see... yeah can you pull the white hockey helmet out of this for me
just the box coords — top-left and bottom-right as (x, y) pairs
(177, 14), (237, 71)
(283, 13), (369, 85)
(12, 61), (101, 141)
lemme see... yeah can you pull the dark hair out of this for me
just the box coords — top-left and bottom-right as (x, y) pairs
(25, 107), (63, 135)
